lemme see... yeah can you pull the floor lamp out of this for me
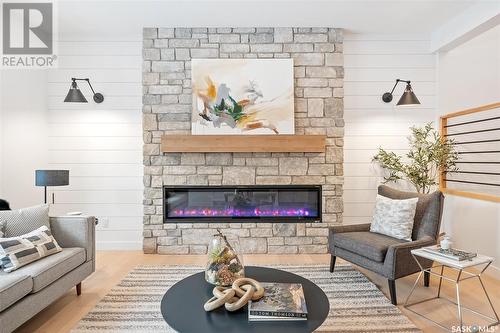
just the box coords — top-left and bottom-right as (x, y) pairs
(35, 170), (70, 204)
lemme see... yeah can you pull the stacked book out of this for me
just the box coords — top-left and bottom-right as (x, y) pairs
(248, 283), (308, 321)
(421, 246), (477, 261)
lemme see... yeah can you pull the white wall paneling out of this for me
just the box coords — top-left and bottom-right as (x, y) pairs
(47, 40), (143, 250)
(0, 71), (49, 208)
(343, 33), (437, 225)
(48, 70), (141, 84)
(48, 123), (142, 137)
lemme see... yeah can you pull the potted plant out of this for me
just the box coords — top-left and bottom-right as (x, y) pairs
(373, 123), (458, 194)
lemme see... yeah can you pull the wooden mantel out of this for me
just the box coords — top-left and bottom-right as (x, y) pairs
(161, 135), (326, 153)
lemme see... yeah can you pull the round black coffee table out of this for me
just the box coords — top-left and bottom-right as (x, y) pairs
(160, 266), (329, 333)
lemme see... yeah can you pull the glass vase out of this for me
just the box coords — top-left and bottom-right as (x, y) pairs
(205, 230), (245, 286)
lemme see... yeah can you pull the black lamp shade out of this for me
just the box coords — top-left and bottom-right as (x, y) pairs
(35, 170), (69, 187)
(64, 81), (88, 103)
(396, 84), (421, 106)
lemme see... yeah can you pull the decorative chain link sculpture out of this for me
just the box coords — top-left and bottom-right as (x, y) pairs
(204, 277), (264, 312)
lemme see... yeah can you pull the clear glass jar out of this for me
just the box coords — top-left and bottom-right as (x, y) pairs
(205, 230), (245, 286)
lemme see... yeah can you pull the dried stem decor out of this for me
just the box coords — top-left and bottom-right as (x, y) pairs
(205, 229), (245, 286)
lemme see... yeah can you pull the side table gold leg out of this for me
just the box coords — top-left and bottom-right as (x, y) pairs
(456, 270), (463, 329)
(437, 265), (444, 298)
(455, 283), (463, 329)
(404, 271), (423, 306)
(477, 276), (500, 326)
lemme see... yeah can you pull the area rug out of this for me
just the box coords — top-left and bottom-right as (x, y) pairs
(72, 264), (421, 333)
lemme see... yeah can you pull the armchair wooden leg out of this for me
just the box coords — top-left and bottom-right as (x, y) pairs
(329, 255), (336, 273)
(388, 279), (397, 305)
(76, 282), (82, 296)
(424, 271), (430, 287)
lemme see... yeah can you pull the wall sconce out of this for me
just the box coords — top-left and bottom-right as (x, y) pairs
(382, 79), (420, 106)
(64, 78), (104, 103)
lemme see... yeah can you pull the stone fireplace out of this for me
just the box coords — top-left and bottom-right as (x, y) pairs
(143, 27), (344, 254)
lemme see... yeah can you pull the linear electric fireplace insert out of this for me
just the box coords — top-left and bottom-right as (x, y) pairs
(163, 185), (321, 223)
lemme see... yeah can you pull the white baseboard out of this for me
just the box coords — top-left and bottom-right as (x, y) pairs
(96, 241), (142, 251)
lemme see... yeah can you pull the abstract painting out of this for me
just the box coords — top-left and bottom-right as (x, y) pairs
(192, 59), (294, 135)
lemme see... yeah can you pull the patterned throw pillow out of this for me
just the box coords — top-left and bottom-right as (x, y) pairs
(0, 220), (5, 238)
(0, 226), (62, 272)
(370, 195), (418, 241)
(0, 204), (50, 238)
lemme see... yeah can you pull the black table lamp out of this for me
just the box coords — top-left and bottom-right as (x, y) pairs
(35, 170), (70, 204)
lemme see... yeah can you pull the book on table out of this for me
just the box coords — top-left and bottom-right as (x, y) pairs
(421, 246), (477, 261)
(248, 283), (308, 321)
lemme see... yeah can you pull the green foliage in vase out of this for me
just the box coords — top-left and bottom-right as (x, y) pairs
(208, 245), (223, 262)
(372, 123), (458, 194)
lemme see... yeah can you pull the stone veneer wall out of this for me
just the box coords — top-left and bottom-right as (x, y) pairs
(142, 27), (344, 254)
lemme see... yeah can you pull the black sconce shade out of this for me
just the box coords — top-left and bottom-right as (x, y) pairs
(64, 78), (104, 103)
(382, 79), (421, 106)
(64, 80), (88, 103)
(396, 84), (420, 106)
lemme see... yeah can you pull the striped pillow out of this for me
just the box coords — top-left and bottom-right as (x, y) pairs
(0, 204), (50, 237)
(0, 226), (62, 272)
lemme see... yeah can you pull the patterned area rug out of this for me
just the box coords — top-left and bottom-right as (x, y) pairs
(72, 264), (421, 333)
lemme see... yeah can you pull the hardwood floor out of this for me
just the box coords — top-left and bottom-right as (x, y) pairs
(16, 251), (500, 333)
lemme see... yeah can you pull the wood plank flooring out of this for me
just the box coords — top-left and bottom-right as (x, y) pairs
(15, 251), (500, 333)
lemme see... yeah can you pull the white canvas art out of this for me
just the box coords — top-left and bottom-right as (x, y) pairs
(191, 59), (294, 135)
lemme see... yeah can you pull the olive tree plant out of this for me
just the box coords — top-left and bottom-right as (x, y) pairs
(373, 123), (458, 194)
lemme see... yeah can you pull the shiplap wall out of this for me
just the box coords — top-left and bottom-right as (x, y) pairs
(343, 33), (437, 224)
(47, 40), (143, 249)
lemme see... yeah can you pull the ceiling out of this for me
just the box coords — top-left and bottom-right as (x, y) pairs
(57, 0), (481, 39)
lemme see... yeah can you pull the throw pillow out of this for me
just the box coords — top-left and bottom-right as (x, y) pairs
(370, 194), (418, 241)
(0, 220), (5, 238)
(0, 226), (62, 272)
(0, 204), (50, 238)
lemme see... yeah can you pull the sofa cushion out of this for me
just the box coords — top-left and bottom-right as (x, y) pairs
(7, 247), (85, 292)
(0, 204), (50, 238)
(0, 274), (33, 312)
(333, 231), (406, 262)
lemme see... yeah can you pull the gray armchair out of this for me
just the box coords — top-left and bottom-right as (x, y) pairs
(329, 185), (443, 305)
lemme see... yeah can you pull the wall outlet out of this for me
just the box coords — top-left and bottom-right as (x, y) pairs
(97, 217), (109, 229)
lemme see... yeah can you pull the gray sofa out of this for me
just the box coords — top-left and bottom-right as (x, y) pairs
(0, 216), (96, 333)
(329, 185), (443, 305)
